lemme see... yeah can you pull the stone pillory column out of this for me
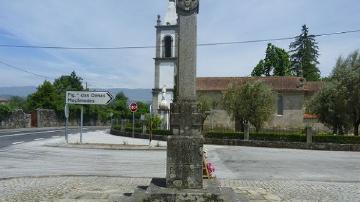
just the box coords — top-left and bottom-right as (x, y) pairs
(167, 0), (204, 189)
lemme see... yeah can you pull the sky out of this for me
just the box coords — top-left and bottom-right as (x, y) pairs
(0, 0), (359, 88)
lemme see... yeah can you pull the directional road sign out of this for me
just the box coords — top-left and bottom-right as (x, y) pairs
(66, 91), (114, 105)
(129, 102), (138, 112)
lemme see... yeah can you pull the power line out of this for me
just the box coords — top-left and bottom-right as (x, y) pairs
(0, 59), (53, 80)
(0, 29), (359, 50)
(198, 29), (360, 46)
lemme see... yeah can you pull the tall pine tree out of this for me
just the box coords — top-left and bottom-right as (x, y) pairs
(289, 25), (320, 81)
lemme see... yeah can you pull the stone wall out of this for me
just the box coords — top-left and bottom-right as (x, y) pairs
(0, 108), (110, 129)
(203, 110), (234, 131)
(199, 91), (330, 131)
(0, 109), (31, 129)
(268, 93), (304, 128)
(36, 109), (62, 128)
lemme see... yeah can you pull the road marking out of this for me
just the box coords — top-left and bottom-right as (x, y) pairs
(34, 138), (45, 141)
(0, 130), (21, 134)
(12, 141), (24, 145)
(52, 136), (61, 138)
(0, 130), (61, 138)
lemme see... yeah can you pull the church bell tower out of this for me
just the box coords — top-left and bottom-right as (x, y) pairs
(152, 0), (178, 114)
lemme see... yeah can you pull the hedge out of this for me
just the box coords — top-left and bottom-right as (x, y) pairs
(112, 125), (172, 136)
(111, 125), (360, 144)
(313, 135), (360, 144)
(205, 132), (306, 142)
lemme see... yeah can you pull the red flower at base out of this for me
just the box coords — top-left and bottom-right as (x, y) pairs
(207, 162), (215, 176)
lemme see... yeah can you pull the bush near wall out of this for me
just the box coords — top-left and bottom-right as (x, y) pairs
(111, 125), (360, 144)
(313, 135), (360, 144)
(112, 125), (173, 136)
(206, 132), (360, 144)
(205, 132), (306, 142)
(0, 105), (12, 121)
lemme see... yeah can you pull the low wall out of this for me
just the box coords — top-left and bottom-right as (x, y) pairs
(37, 109), (61, 127)
(110, 129), (360, 152)
(36, 109), (110, 128)
(0, 109), (31, 129)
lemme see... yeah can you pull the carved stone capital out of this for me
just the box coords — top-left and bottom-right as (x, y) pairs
(176, 0), (199, 16)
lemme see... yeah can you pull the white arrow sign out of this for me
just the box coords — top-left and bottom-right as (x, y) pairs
(66, 91), (114, 105)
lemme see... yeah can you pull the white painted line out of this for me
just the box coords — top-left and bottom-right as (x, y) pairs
(34, 138), (45, 141)
(0, 130), (21, 134)
(12, 141), (24, 145)
(0, 130), (62, 138)
(52, 136), (61, 138)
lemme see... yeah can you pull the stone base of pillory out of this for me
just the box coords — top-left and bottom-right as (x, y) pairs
(166, 135), (204, 189)
(131, 178), (241, 202)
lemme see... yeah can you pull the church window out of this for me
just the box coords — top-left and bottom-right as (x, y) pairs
(164, 35), (173, 58)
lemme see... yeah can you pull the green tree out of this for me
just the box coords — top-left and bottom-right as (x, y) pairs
(307, 50), (360, 135)
(134, 101), (149, 119)
(307, 81), (351, 135)
(0, 104), (12, 121)
(144, 114), (161, 133)
(53, 71), (84, 95)
(197, 95), (214, 130)
(251, 60), (265, 77)
(7, 96), (27, 110)
(289, 25), (320, 81)
(53, 71), (84, 118)
(251, 43), (290, 77)
(331, 51), (360, 135)
(223, 80), (275, 132)
(26, 81), (59, 111)
(109, 92), (130, 119)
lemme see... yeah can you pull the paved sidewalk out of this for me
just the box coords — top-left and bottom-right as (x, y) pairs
(1, 130), (359, 201)
(0, 176), (359, 202)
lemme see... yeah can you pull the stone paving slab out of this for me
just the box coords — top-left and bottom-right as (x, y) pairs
(0, 176), (359, 202)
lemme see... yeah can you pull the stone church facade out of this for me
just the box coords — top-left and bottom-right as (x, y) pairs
(196, 77), (323, 130)
(151, 1), (324, 131)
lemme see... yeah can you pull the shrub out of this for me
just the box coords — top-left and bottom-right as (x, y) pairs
(124, 127), (142, 133)
(205, 132), (244, 139)
(0, 105), (12, 121)
(250, 133), (306, 142)
(151, 129), (172, 136)
(313, 135), (360, 144)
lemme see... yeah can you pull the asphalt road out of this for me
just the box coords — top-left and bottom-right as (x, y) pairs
(0, 132), (359, 201)
(0, 126), (107, 148)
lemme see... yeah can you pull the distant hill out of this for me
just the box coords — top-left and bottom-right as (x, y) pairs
(0, 86), (36, 98)
(0, 86), (152, 103)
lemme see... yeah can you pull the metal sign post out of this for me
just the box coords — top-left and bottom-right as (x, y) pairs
(65, 91), (114, 144)
(149, 114), (153, 144)
(64, 104), (69, 143)
(129, 102), (138, 138)
(80, 105), (83, 143)
(132, 112), (135, 138)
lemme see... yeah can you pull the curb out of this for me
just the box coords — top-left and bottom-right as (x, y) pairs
(45, 143), (166, 151)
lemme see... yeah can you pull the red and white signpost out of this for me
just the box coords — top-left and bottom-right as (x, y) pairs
(129, 103), (138, 137)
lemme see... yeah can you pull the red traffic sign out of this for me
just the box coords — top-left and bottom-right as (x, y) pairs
(129, 102), (138, 113)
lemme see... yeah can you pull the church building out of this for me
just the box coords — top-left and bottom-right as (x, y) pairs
(152, 0), (324, 131)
